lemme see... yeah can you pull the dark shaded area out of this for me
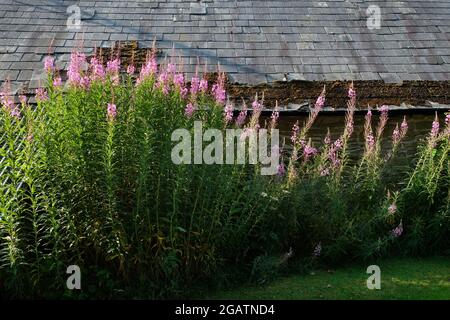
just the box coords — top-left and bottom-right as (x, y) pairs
(227, 80), (450, 109)
(97, 41), (450, 109)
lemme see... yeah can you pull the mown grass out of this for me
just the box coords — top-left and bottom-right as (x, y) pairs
(207, 257), (450, 300)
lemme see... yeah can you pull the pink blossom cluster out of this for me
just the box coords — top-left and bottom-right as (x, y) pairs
(391, 221), (403, 238)
(303, 144), (318, 161)
(68, 51), (88, 87)
(211, 73), (226, 105)
(0, 86), (21, 118)
(392, 116), (408, 145)
(106, 58), (121, 85)
(127, 64), (135, 75)
(431, 116), (440, 138)
(236, 108), (247, 127)
(277, 163), (286, 176)
(137, 53), (158, 84)
(35, 88), (48, 102)
(224, 103), (233, 123)
(107, 103), (117, 120)
(184, 103), (195, 118)
(90, 57), (106, 81)
(190, 75), (200, 96)
(44, 56), (55, 73)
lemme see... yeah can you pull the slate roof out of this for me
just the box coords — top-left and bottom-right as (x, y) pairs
(1, 0), (450, 94)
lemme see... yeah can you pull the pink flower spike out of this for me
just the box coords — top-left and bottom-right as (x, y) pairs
(173, 73), (185, 88)
(388, 203), (397, 214)
(68, 51), (87, 87)
(107, 103), (117, 121)
(236, 109), (247, 127)
(391, 220), (403, 238)
(199, 78), (208, 93)
(35, 88), (48, 102)
(167, 63), (176, 74)
(127, 64), (135, 75)
(277, 163), (286, 176)
(90, 57), (105, 81)
(224, 103), (233, 123)
(184, 103), (195, 118)
(379, 105), (389, 114)
(190, 75), (200, 96)
(315, 95), (325, 110)
(19, 95), (27, 105)
(53, 77), (62, 88)
(44, 56), (55, 73)
(348, 88), (356, 98)
(180, 87), (188, 98)
(431, 114), (440, 137)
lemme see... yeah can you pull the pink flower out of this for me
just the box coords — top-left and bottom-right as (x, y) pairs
(53, 77), (62, 88)
(173, 73), (185, 88)
(184, 103), (195, 118)
(333, 139), (343, 150)
(1, 88), (20, 118)
(401, 116), (408, 132)
(127, 64), (135, 75)
(167, 63), (176, 74)
(271, 109), (279, 126)
(180, 87), (188, 98)
(236, 109), (247, 127)
(224, 103), (233, 123)
(315, 95), (325, 110)
(251, 99), (262, 113)
(19, 95), (27, 105)
(431, 116), (440, 137)
(68, 51), (86, 87)
(44, 56), (55, 73)
(212, 74), (226, 105)
(291, 122), (300, 143)
(190, 76), (200, 96)
(156, 72), (170, 95)
(388, 203), (397, 214)
(90, 57), (105, 81)
(199, 78), (208, 93)
(277, 163), (286, 176)
(348, 88), (356, 98)
(391, 221), (403, 238)
(392, 125), (401, 144)
(379, 105), (389, 115)
(138, 54), (158, 83)
(106, 58), (120, 74)
(346, 119), (354, 136)
(106, 58), (120, 85)
(81, 76), (91, 89)
(366, 132), (375, 150)
(303, 145), (318, 159)
(320, 168), (330, 176)
(35, 88), (48, 102)
(107, 103), (117, 120)
(0, 90), (14, 109)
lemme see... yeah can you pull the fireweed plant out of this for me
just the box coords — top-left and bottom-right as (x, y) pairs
(0, 48), (449, 298)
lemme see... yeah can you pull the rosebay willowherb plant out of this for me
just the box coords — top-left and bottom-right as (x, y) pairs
(0, 48), (284, 297)
(0, 47), (448, 298)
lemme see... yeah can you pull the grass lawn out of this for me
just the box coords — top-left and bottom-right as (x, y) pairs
(207, 257), (450, 300)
